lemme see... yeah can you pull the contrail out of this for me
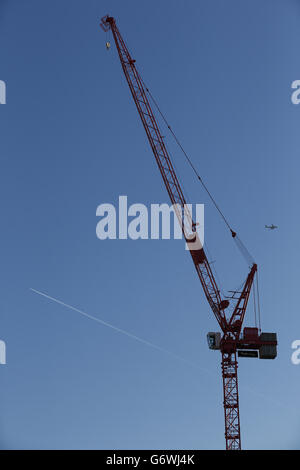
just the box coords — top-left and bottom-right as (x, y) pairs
(30, 288), (288, 411)
(30, 287), (213, 375)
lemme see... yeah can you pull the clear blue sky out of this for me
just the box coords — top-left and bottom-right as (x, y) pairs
(0, 0), (300, 450)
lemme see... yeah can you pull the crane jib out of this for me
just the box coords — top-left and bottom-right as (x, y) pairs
(100, 15), (226, 313)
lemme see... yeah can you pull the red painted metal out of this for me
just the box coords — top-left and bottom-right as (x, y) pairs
(220, 263), (256, 449)
(221, 351), (240, 450)
(100, 15), (258, 450)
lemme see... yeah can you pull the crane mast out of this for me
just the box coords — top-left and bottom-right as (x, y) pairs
(100, 15), (277, 450)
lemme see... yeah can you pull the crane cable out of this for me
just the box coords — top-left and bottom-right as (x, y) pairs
(140, 77), (255, 266)
(141, 78), (260, 320)
(253, 277), (257, 328)
(255, 271), (262, 332)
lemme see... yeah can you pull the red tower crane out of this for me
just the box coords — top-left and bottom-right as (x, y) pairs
(100, 15), (277, 450)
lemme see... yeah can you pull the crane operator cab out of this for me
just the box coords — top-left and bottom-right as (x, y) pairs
(207, 332), (221, 350)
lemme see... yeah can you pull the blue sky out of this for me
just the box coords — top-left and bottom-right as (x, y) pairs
(0, 0), (300, 449)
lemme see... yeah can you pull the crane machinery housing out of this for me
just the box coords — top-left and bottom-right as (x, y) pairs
(100, 15), (277, 450)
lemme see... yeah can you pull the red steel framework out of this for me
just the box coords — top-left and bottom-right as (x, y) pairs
(100, 15), (264, 450)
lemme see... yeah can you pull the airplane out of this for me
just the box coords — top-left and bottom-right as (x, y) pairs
(265, 224), (278, 230)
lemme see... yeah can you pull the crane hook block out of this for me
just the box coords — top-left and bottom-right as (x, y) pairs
(106, 42), (111, 50)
